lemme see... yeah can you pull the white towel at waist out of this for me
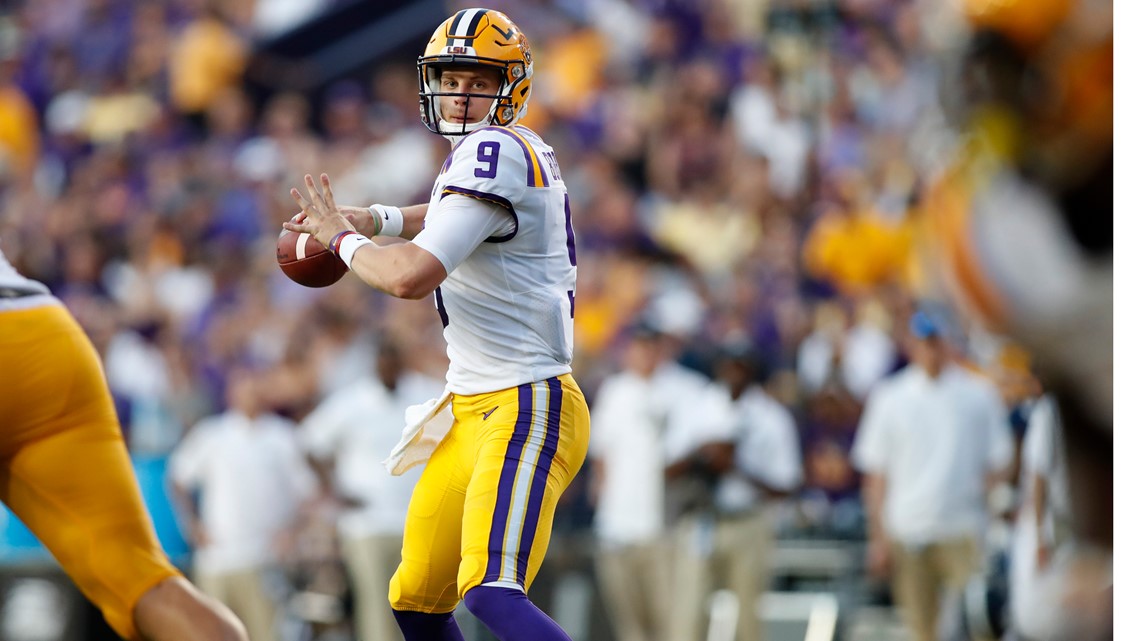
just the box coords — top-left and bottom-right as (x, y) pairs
(384, 392), (455, 476)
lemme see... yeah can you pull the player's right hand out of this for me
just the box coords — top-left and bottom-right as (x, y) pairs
(285, 173), (354, 248)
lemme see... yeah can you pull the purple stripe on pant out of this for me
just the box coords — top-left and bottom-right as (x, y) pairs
(482, 382), (534, 583)
(514, 377), (562, 584)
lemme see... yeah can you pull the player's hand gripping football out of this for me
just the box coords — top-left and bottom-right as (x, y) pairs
(284, 173), (354, 248)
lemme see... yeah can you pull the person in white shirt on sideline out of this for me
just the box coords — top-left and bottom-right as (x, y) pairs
(1007, 393), (1088, 641)
(852, 310), (1013, 641)
(299, 338), (443, 641)
(667, 337), (803, 641)
(648, 322), (716, 528)
(587, 322), (673, 641)
(169, 367), (318, 641)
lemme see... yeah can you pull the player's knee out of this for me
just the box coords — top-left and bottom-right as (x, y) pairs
(388, 566), (459, 613)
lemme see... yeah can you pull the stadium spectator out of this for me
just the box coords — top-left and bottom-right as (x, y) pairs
(797, 297), (898, 400)
(666, 337), (803, 641)
(1012, 392), (1071, 634)
(587, 322), (672, 641)
(299, 337), (443, 641)
(650, 318), (715, 528)
(852, 310), (1013, 641)
(168, 5), (248, 121)
(801, 190), (913, 297)
(798, 381), (864, 535)
(0, 27), (40, 184)
(169, 366), (318, 641)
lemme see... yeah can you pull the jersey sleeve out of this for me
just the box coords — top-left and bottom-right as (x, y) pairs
(412, 195), (517, 273)
(438, 127), (532, 215)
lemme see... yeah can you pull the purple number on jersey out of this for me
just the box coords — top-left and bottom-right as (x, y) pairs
(563, 194), (577, 266)
(475, 141), (500, 179)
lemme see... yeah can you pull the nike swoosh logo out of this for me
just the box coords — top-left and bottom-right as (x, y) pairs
(382, 212), (390, 220)
(482, 406), (499, 420)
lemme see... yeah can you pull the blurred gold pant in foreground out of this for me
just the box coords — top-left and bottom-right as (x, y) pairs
(0, 299), (179, 640)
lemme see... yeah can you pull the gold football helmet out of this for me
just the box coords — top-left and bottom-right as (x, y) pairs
(418, 8), (533, 137)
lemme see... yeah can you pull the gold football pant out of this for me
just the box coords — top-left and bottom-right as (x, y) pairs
(390, 374), (590, 613)
(0, 299), (179, 640)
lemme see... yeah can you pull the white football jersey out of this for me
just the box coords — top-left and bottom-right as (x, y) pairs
(421, 125), (576, 395)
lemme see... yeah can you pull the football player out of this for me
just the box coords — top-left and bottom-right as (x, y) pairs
(285, 9), (587, 641)
(0, 247), (247, 641)
(920, 1), (1111, 639)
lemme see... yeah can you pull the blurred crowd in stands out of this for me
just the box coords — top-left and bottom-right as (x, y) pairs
(0, 0), (1059, 639)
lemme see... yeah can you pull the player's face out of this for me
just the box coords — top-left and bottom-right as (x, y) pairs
(439, 67), (501, 125)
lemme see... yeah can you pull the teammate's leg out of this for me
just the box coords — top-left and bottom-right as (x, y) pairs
(0, 302), (246, 641)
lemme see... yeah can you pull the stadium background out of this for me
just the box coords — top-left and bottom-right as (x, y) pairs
(0, 0), (1107, 640)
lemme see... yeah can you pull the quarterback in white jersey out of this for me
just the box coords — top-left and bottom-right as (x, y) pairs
(285, 9), (588, 641)
(419, 123), (575, 394)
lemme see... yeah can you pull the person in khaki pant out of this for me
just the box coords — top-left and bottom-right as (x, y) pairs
(665, 339), (803, 641)
(889, 537), (979, 641)
(670, 509), (774, 641)
(588, 323), (689, 641)
(170, 368), (318, 641)
(853, 310), (1012, 641)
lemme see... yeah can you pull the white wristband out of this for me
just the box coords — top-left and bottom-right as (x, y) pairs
(336, 233), (373, 270)
(370, 204), (404, 238)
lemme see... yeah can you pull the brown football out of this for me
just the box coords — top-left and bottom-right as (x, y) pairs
(276, 229), (347, 288)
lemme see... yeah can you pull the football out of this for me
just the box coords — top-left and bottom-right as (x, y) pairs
(276, 229), (347, 288)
